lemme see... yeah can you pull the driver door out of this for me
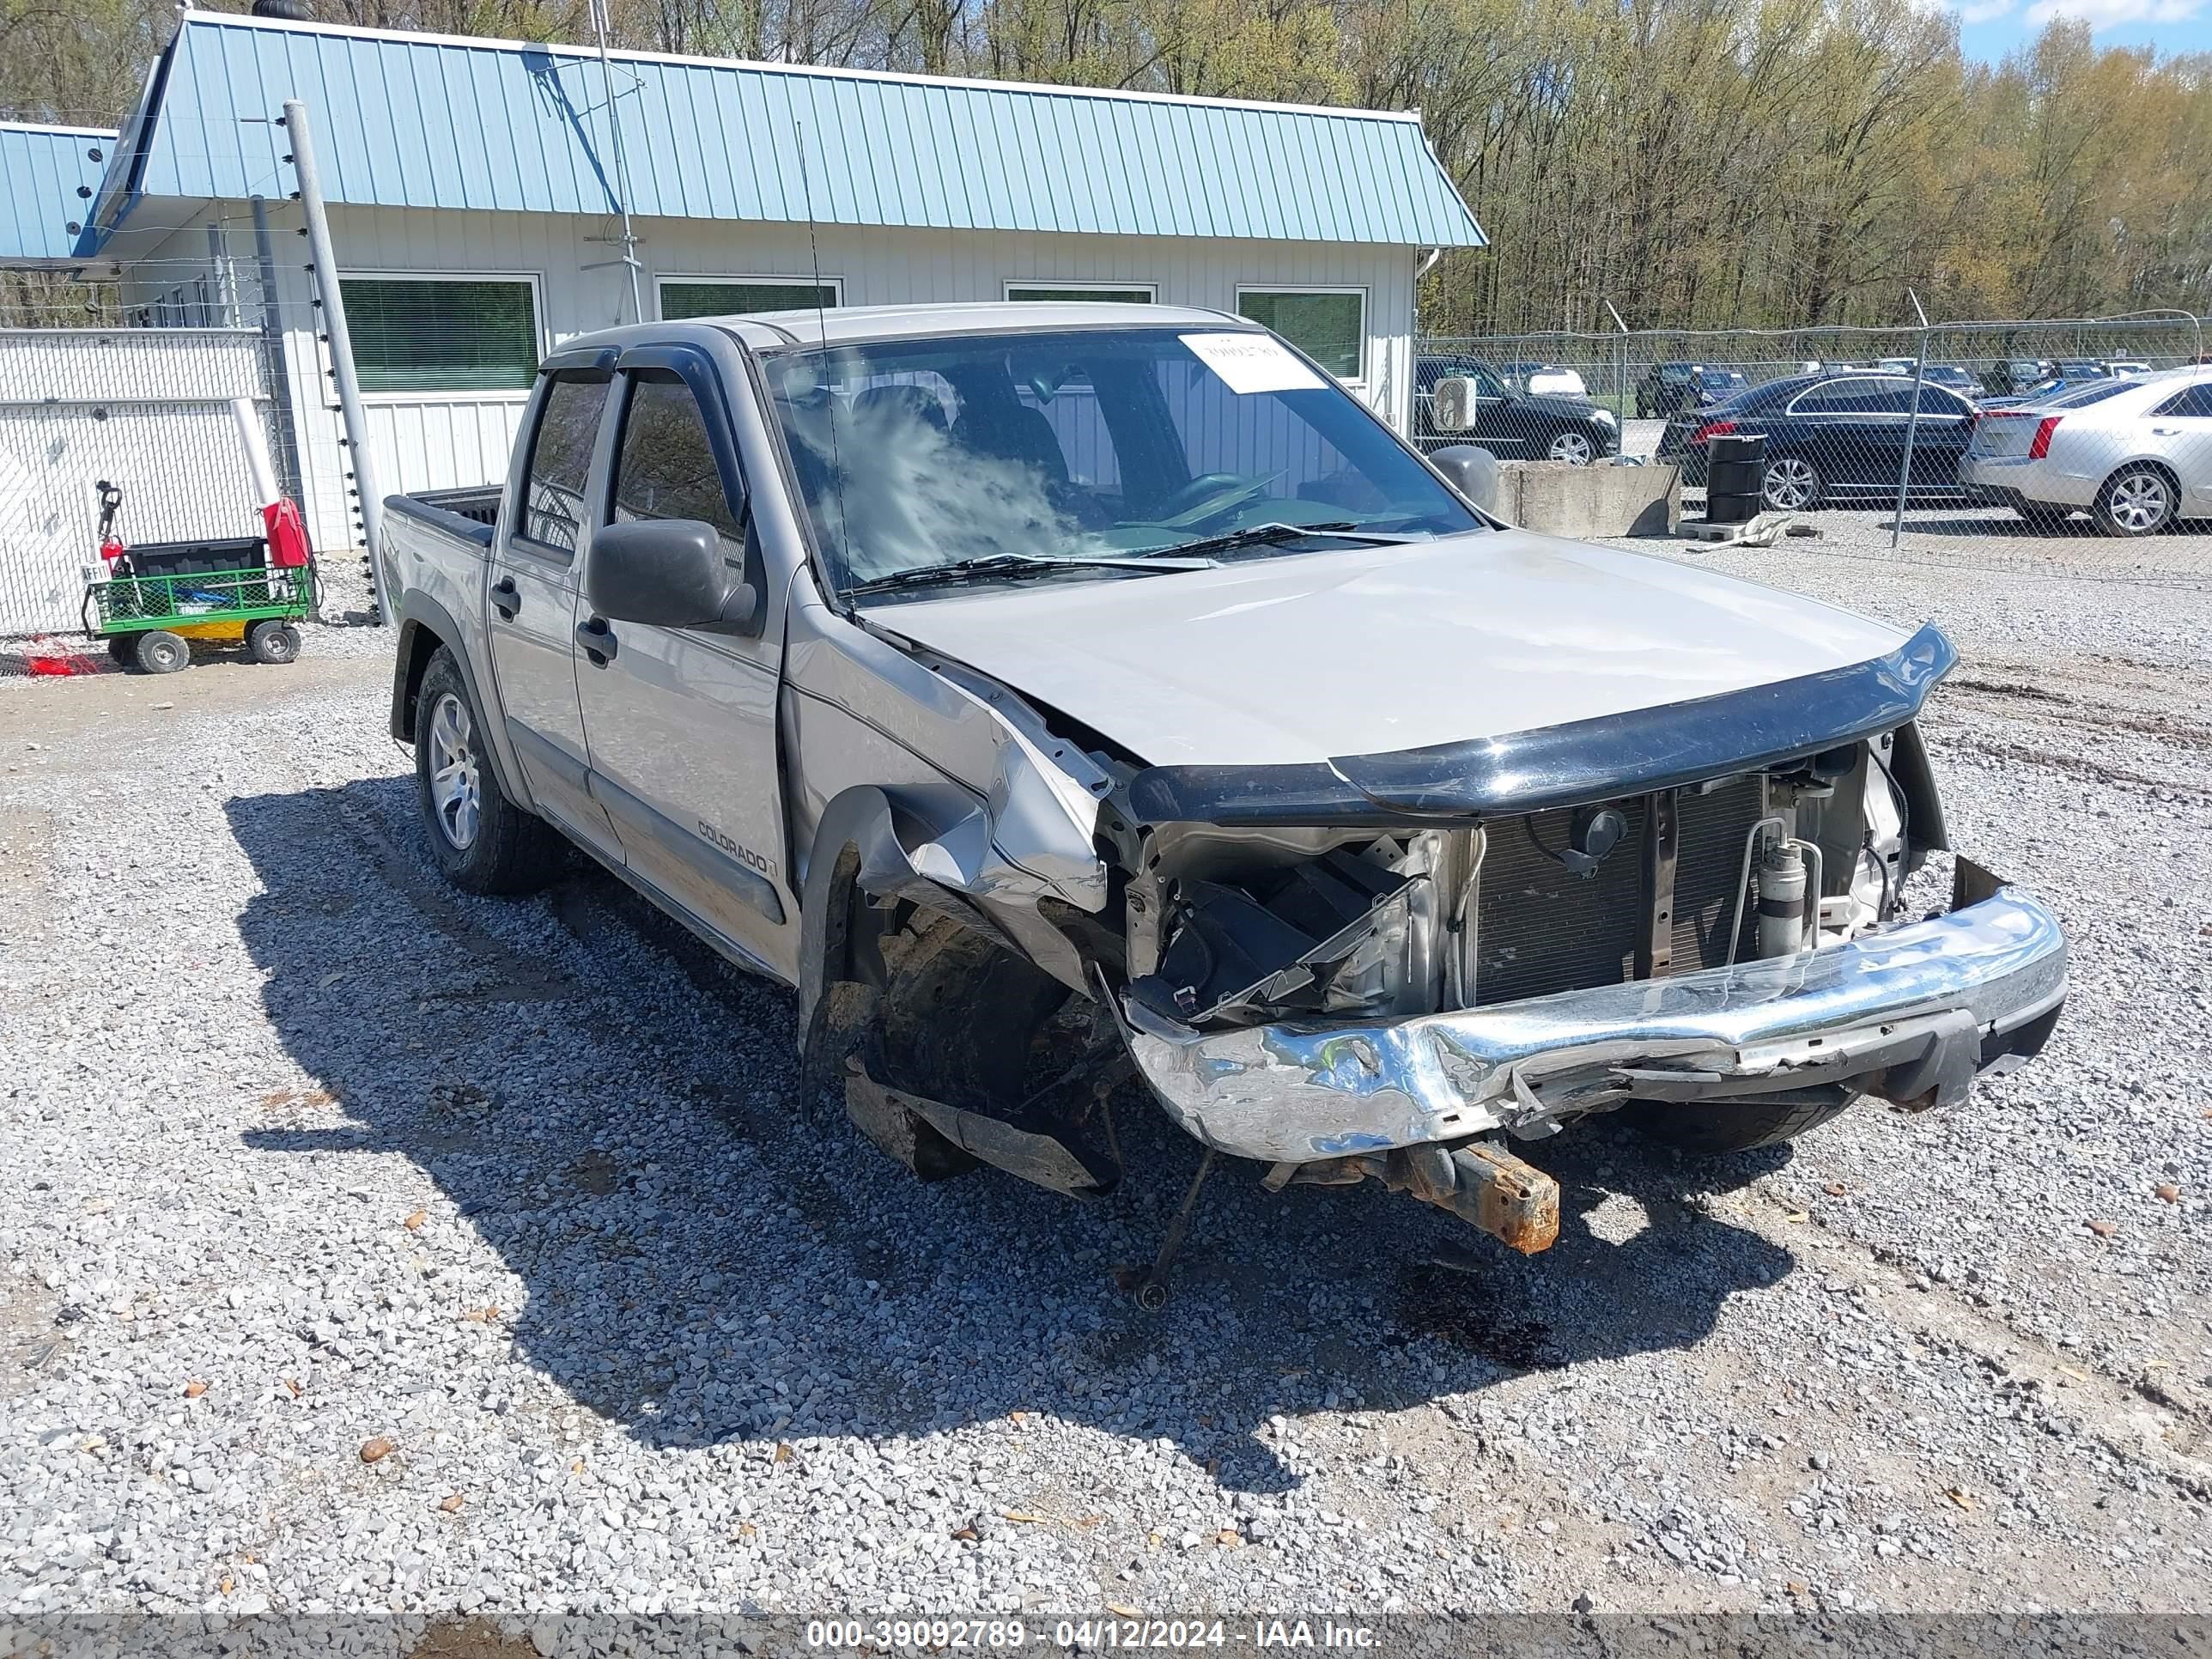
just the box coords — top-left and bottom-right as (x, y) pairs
(573, 356), (795, 975)
(1464, 367), (1533, 454)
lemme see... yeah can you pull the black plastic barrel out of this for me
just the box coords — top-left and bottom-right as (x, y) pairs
(1705, 432), (1767, 524)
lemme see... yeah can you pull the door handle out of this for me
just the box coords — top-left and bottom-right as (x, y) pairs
(490, 576), (520, 620)
(575, 616), (618, 665)
(2152, 426), (2181, 435)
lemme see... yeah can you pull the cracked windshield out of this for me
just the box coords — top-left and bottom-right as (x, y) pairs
(765, 326), (1481, 599)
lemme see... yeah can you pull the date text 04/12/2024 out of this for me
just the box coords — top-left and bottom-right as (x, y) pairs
(804, 1620), (1380, 1650)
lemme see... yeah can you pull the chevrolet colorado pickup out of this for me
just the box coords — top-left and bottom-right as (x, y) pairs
(383, 302), (2067, 1276)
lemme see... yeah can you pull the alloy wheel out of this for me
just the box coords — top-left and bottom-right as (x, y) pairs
(2106, 471), (2172, 534)
(1761, 458), (1819, 511)
(1548, 430), (1596, 465)
(427, 691), (483, 851)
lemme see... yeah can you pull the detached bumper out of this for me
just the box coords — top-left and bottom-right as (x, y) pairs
(1115, 887), (2067, 1165)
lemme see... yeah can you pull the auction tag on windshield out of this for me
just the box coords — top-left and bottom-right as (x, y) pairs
(1182, 331), (1326, 395)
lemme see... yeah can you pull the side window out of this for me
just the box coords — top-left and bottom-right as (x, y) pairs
(2154, 383), (2212, 418)
(518, 374), (609, 555)
(610, 373), (746, 542)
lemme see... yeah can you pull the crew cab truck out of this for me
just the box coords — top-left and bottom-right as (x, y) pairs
(385, 302), (2068, 1274)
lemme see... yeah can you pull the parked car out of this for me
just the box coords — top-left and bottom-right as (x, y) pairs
(1997, 359), (2052, 395)
(380, 302), (2065, 1269)
(1872, 361), (1978, 396)
(1980, 372), (2110, 410)
(1963, 368), (2212, 536)
(1637, 362), (1716, 422)
(1655, 371), (1984, 508)
(1499, 361), (1589, 399)
(1414, 355), (1620, 463)
(2104, 360), (2153, 377)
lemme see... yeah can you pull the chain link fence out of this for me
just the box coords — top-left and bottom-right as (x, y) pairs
(0, 252), (369, 640)
(1416, 311), (2212, 581)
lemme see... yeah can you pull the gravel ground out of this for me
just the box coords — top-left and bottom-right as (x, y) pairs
(2, 537), (2209, 1651)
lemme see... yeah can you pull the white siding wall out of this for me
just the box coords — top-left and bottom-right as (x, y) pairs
(137, 203), (1419, 552)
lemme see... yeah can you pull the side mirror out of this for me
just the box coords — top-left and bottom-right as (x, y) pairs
(1431, 375), (1475, 431)
(1427, 443), (1499, 513)
(586, 517), (759, 633)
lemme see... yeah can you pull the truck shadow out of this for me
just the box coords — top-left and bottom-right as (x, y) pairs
(226, 776), (1795, 1495)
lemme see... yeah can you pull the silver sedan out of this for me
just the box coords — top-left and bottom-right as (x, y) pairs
(1962, 368), (2212, 535)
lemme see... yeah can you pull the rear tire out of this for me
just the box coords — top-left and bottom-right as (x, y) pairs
(1759, 456), (1823, 512)
(2094, 465), (2176, 538)
(132, 630), (188, 674)
(1628, 1089), (1856, 1154)
(412, 647), (566, 895)
(245, 619), (301, 664)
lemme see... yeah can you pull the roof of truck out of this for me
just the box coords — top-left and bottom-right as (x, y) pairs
(711, 300), (1249, 348)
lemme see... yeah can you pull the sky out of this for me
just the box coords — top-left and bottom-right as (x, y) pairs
(1945, 0), (2211, 59)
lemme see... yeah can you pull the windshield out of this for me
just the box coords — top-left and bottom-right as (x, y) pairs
(766, 327), (1480, 598)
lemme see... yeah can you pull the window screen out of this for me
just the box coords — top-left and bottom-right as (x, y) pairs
(341, 277), (538, 392)
(659, 280), (838, 320)
(518, 375), (608, 555)
(1237, 289), (1364, 380)
(1007, 285), (1155, 305)
(611, 374), (745, 540)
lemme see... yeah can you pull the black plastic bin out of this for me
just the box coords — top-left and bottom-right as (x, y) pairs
(1705, 433), (1767, 524)
(125, 536), (267, 579)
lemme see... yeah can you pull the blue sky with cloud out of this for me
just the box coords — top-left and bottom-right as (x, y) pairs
(1947, 0), (2209, 61)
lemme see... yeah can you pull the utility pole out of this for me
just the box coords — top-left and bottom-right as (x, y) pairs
(1890, 289), (1930, 552)
(283, 97), (387, 622)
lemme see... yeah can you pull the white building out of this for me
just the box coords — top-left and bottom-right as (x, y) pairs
(69, 9), (1484, 551)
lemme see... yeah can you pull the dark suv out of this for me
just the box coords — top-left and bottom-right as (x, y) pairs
(1634, 362), (1743, 420)
(1413, 356), (1620, 464)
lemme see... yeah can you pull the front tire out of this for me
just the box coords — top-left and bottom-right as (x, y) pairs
(132, 630), (189, 674)
(2094, 465), (2176, 538)
(1547, 428), (1597, 465)
(1630, 1089), (1856, 1154)
(412, 647), (566, 895)
(1760, 456), (1822, 512)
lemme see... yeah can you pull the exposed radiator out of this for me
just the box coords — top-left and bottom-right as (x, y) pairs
(1473, 775), (1765, 1006)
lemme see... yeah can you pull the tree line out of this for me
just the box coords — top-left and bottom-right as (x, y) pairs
(5, 0), (2208, 332)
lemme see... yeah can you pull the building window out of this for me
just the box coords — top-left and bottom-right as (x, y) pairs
(341, 276), (539, 393)
(1236, 287), (1365, 382)
(659, 278), (841, 320)
(1006, 283), (1156, 305)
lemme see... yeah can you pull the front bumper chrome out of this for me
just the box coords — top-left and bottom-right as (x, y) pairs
(1115, 888), (2068, 1165)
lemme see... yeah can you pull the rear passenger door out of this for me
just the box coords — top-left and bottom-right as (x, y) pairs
(485, 364), (623, 862)
(573, 357), (793, 974)
(2147, 381), (2212, 517)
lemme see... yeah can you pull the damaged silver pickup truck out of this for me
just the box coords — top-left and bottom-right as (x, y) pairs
(383, 302), (2067, 1280)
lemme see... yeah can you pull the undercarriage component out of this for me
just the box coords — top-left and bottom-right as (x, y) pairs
(843, 1058), (1120, 1195)
(1117, 1149), (1218, 1310)
(1376, 1141), (1560, 1254)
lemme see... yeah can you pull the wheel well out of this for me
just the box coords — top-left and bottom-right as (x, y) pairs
(2101, 456), (2181, 499)
(392, 621), (445, 743)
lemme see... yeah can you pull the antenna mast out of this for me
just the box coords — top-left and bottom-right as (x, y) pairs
(589, 0), (643, 321)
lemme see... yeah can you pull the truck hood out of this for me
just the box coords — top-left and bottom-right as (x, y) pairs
(872, 529), (1915, 770)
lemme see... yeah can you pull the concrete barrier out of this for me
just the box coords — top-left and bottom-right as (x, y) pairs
(1498, 459), (1681, 538)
